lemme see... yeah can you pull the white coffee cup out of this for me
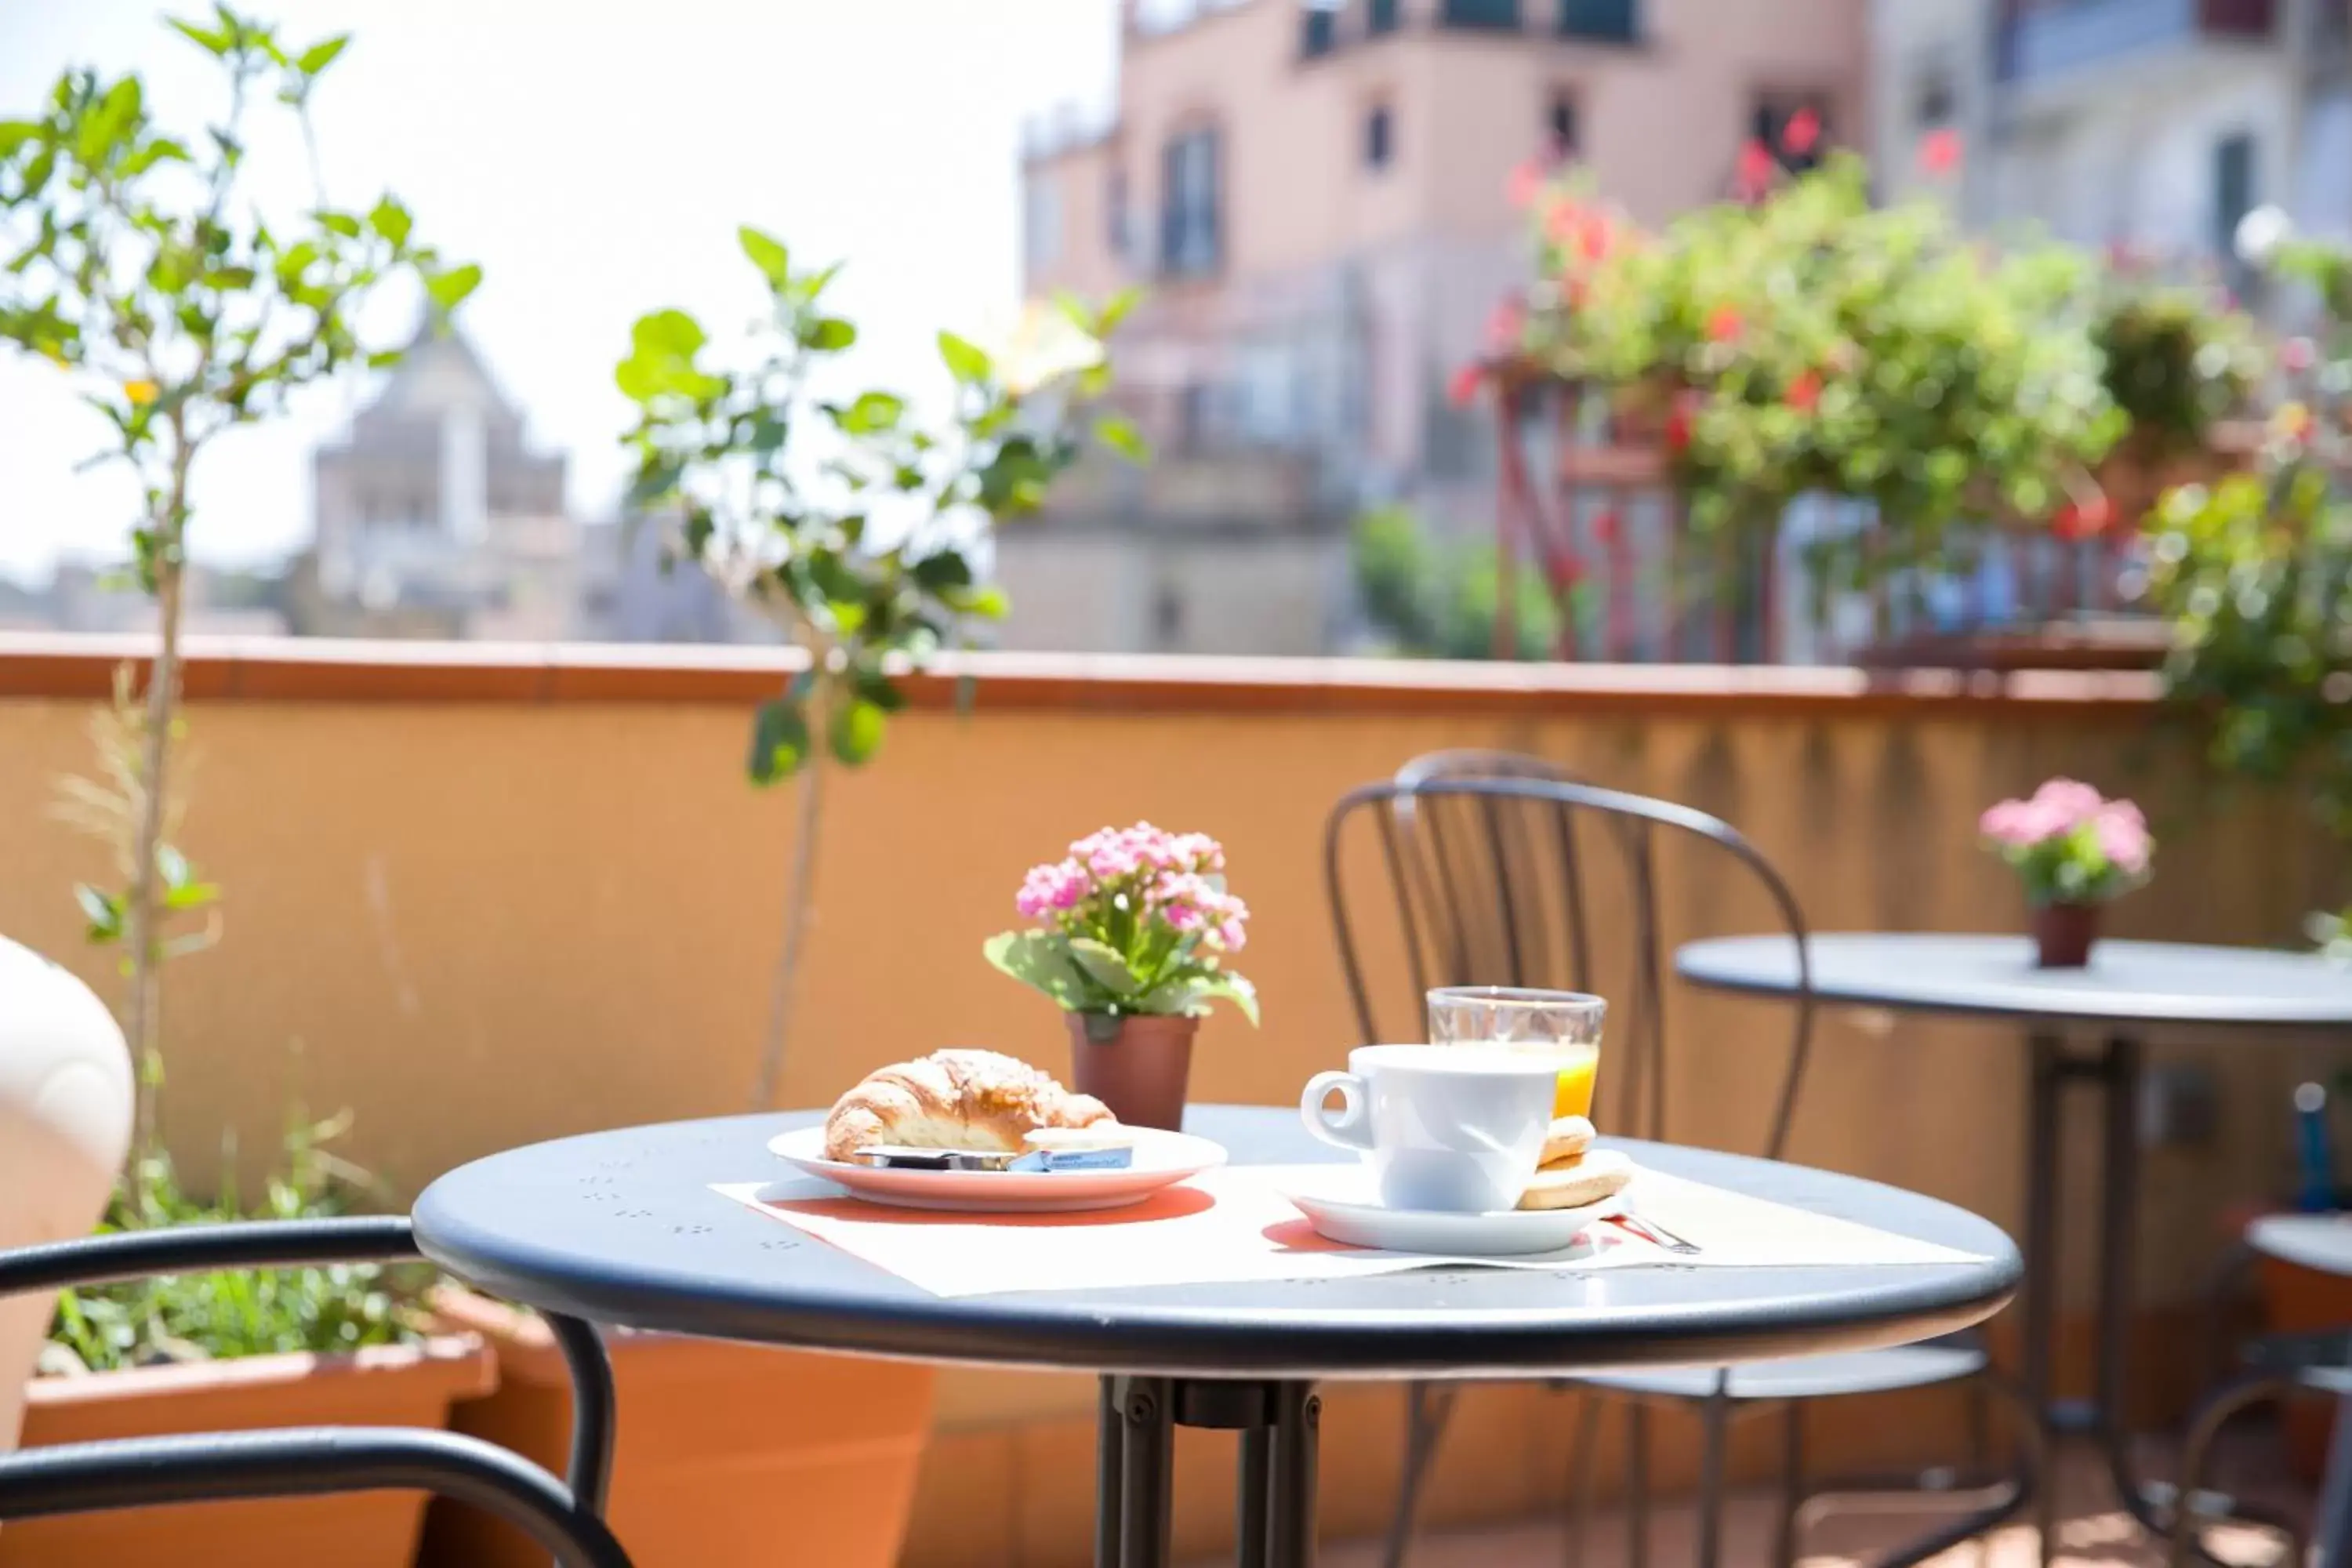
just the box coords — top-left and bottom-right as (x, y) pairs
(1298, 1044), (1562, 1213)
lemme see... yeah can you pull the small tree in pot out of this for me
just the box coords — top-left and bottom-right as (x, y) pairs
(616, 237), (1140, 1109)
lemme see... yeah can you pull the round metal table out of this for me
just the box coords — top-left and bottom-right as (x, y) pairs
(414, 1104), (2020, 1567)
(1677, 933), (2352, 1555)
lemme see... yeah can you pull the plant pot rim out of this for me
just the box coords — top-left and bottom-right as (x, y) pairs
(25, 1330), (493, 1409)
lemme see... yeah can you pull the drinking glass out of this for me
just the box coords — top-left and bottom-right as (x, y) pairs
(1425, 985), (1607, 1120)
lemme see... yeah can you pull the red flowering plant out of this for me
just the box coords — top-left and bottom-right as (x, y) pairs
(1511, 151), (2126, 596)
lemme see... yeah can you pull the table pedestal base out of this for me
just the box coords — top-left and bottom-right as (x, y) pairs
(1096, 1375), (1321, 1568)
(2024, 1033), (2306, 1564)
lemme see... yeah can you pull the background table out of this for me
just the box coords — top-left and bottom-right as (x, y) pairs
(1676, 933), (2352, 1551)
(414, 1104), (2021, 1568)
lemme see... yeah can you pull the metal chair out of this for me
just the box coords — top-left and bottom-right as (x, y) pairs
(2171, 1211), (2352, 1568)
(0, 1216), (633, 1568)
(1324, 763), (2042, 1568)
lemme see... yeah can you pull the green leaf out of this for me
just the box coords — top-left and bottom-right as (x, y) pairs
(165, 880), (223, 912)
(938, 331), (993, 384)
(737, 225), (790, 288)
(853, 668), (906, 713)
(982, 931), (1092, 1009)
(806, 318), (856, 352)
(296, 34), (350, 75)
(833, 390), (903, 434)
(1065, 937), (1142, 996)
(1094, 412), (1150, 463)
(630, 307), (706, 359)
(367, 195), (412, 247)
(942, 583), (1011, 619)
(0, 120), (42, 158)
(169, 18), (236, 55)
(626, 458), (682, 510)
(1095, 285), (1145, 336)
(910, 550), (975, 592)
(746, 699), (811, 786)
(317, 210), (362, 239)
(73, 884), (122, 942)
(426, 262), (482, 312)
(828, 699), (887, 766)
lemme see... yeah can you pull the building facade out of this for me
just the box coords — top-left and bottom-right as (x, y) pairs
(1875, 0), (2352, 267)
(1010, 0), (1870, 654)
(305, 328), (587, 641)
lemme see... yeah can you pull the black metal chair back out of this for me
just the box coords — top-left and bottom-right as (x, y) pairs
(1323, 771), (1815, 1159)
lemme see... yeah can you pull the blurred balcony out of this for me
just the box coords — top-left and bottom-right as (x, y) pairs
(1997, 0), (2278, 88)
(0, 634), (2331, 1563)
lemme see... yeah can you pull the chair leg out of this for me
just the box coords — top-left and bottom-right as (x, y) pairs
(1773, 1401), (1805, 1568)
(2168, 1370), (2303, 1568)
(1382, 1381), (1456, 1568)
(1561, 1391), (1604, 1568)
(1697, 1388), (1732, 1568)
(1965, 1378), (1992, 1568)
(1627, 1402), (1651, 1568)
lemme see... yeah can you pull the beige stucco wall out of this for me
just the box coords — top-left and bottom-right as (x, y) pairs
(0, 649), (2332, 1315)
(2, 641), (2336, 1557)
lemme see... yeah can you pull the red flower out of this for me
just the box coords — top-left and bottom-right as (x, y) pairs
(1787, 370), (1820, 414)
(1507, 158), (1546, 208)
(1705, 304), (1744, 343)
(1545, 199), (1584, 241)
(1918, 129), (1962, 176)
(1577, 214), (1613, 263)
(1486, 299), (1526, 351)
(1781, 106), (1822, 157)
(1733, 138), (1777, 201)
(2284, 336), (2318, 373)
(2051, 494), (2113, 542)
(1544, 549), (1587, 590)
(1592, 509), (1622, 546)
(1447, 362), (1486, 408)
(1664, 390), (1700, 453)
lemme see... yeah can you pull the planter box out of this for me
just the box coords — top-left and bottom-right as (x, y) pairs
(421, 1289), (935, 1568)
(2, 1334), (492, 1567)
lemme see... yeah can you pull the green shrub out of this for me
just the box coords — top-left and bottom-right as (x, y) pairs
(46, 1115), (430, 1372)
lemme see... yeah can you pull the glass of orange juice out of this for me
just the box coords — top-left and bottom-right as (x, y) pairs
(1425, 986), (1606, 1119)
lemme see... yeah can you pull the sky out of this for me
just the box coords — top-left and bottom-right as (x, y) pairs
(0, 0), (1120, 577)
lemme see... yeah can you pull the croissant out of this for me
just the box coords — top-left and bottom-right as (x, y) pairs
(823, 1048), (1116, 1162)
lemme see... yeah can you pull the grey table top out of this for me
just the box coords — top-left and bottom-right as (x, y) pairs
(1676, 933), (2352, 1030)
(412, 1105), (2020, 1381)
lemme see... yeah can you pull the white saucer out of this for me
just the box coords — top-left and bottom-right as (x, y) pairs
(768, 1126), (1227, 1213)
(1277, 1161), (1624, 1257)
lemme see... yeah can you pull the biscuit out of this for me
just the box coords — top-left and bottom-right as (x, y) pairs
(1538, 1115), (1597, 1170)
(1516, 1149), (1632, 1211)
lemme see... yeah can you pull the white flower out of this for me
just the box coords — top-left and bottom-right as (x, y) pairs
(2234, 204), (2295, 267)
(980, 300), (1106, 397)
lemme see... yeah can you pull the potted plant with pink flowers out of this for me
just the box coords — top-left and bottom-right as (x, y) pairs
(984, 823), (1259, 1129)
(1979, 779), (2154, 967)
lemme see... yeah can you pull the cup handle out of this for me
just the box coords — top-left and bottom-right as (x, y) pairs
(1300, 1070), (1374, 1152)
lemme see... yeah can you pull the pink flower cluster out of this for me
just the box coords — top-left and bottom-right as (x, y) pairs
(1979, 778), (2152, 876)
(1013, 822), (1250, 953)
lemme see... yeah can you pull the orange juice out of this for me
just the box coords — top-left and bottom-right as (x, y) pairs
(1551, 1043), (1601, 1118)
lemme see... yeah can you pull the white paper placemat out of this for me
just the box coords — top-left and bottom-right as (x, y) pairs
(712, 1163), (1987, 1300)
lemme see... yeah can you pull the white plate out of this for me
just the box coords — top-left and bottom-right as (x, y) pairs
(768, 1126), (1228, 1213)
(1277, 1163), (1623, 1257)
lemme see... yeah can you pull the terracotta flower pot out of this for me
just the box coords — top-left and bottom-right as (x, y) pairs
(2031, 900), (2100, 967)
(422, 1287), (935, 1568)
(3, 1334), (492, 1567)
(1065, 1013), (1200, 1131)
